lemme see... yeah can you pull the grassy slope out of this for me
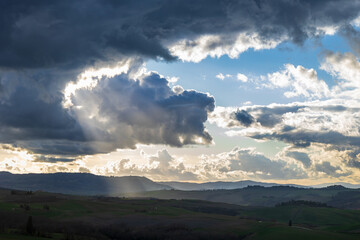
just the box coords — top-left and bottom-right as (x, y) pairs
(124, 186), (360, 208)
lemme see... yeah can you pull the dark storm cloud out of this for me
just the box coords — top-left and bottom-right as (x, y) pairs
(0, 0), (359, 69)
(105, 30), (176, 62)
(0, 72), (214, 156)
(340, 25), (360, 56)
(0, 0), (174, 69)
(70, 72), (215, 152)
(0, 84), (87, 156)
(143, 0), (360, 45)
(0, 87), (83, 141)
(15, 141), (101, 156)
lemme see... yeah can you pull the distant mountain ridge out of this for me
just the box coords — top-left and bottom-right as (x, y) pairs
(0, 172), (359, 197)
(311, 182), (360, 189)
(158, 180), (305, 191)
(125, 185), (360, 209)
(0, 171), (171, 195)
(159, 181), (360, 191)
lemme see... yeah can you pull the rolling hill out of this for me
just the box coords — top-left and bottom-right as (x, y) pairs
(159, 180), (277, 190)
(0, 171), (170, 195)
(159, 180), (304, 190)
(1, 171), (360, 206)
(124, 185), (360, 209)
(0, 188), (360, 240)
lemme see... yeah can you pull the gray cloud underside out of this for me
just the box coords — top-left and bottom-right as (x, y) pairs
(286, 151), (312, 168)
(234, 105), (360, 150)
(233, 110), (255, 127)
(250, 131), (360, 148)
(315, 161), (351, 178)
(218, 105), (304, 129)
(0, 72), (214, 158)
(223, 104), (360, 147)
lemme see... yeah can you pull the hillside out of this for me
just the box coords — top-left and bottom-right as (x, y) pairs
(124, 185), (360, 209)
(1, 188), (360, 240)
(0, 172), (170, 195)
(160, 180), (360, 191)
(158, 180), (280, 190)
(312, 182), (360, 189)
(1, 172), (360, 209)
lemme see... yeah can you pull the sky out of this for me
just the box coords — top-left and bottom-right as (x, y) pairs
(1, 0), (360, 185)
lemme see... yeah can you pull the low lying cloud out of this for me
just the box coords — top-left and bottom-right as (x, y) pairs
(98, 146), (353, 181)
(96, 147), (308, 181)
(99, 149), (198, 181)
(198, 147), (308, 180)
(2, 143), (357, 182)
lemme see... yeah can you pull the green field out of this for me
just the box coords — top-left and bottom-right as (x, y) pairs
(0, 188), (360, 239)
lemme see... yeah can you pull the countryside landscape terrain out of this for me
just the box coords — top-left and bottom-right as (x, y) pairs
(1, 172), (360, 240)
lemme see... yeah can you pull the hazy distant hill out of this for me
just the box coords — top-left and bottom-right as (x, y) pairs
(158, 180), (303, 190)
(159, 180), (360, 191)
(1, 171), (359, 203)
(0, 172), (170, 195)
(312, 182), (360, 189)
(125, 185), (360, 209)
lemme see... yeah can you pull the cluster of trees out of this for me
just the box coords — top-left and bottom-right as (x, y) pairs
(59, 223), (244, 240)
(0, 214), (247, 240)
(174, 204), (238, 216)
(276, 200), (328, 208)
(10, 190), (33, 195)
(19, 204), (31, 211)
